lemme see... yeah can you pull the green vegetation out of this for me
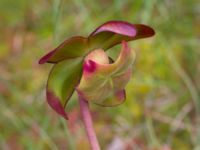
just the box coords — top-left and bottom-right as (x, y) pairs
(0, 0), (199, 149)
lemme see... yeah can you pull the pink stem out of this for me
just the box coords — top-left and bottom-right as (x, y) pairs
(78, 95), (100, 150)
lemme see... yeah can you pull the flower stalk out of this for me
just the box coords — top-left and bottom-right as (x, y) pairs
(78, 94), (100, 150)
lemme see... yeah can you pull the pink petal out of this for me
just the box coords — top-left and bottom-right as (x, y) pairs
(90, 21), (137, 37)
(88, 20), (155, 51)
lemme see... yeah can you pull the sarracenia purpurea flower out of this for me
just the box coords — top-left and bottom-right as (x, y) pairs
(39, 20), (155, 119)
(39, 20), (155, 149)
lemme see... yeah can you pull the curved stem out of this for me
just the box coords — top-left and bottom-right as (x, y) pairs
(78, 95), (100, 150)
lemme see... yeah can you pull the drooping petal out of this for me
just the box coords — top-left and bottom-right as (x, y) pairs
(47, 57), (83, 119)
(88, 20), (155, 51)
(77, 41), (135, 106)
(39, 36), (88, 64)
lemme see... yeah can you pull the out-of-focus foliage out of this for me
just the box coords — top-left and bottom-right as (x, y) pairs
(0, 0), (199, 149)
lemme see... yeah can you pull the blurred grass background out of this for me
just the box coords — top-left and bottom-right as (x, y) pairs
(0, 0), (199, 149)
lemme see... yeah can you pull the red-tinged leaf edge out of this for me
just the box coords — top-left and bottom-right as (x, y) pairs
(46, 91), (68, 120)
(39, 49), (57, 64)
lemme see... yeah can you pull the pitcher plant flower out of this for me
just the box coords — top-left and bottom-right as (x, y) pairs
(39, 20), (155, 149)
